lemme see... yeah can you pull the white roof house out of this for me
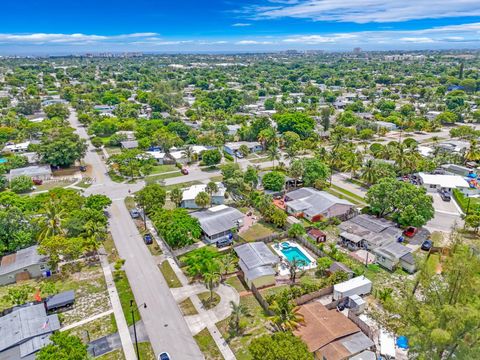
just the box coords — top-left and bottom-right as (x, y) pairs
(418, 172), (470, 190)
(2, 141), (30, 153)
(182, 183), (225, 201)
(8, 165), (52, 180)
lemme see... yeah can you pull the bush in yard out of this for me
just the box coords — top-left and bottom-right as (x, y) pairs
(90, 136), (104, 149)
(202, 149), (222, 167)
(262, 171), (285, 191)
(152, 208), (202, 249)
(37, 332), (88, 360)
(288, 223), (305, 238)
(10, 175), (33, 193)
(249, 332), (313, 360)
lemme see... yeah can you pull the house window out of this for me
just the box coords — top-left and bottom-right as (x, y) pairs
(429, 184), (436, 189)
(40, 265), (45, 270)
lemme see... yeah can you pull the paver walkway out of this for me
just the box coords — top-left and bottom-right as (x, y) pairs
(99, 247), (137, 360)
(60, 309), (114, 332)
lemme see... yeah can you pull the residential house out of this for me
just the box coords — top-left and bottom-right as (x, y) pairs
(120, 140), (138, 149)
(226, 124), (241, 136)
(169, 145), (212, 164)
(418, 172), (471, 194)
(145, 151), (167, 165)
(372, 241), (416, 273)
(181, 183), (226, 208)
(190, 205), (244, 244)
(0, 246), (50, 286)
(284, 188), (357, 222)
(8, 165), (52, 181)
(2, 141), (30, 154)
(339, 214), (402, 251)
(374, 121), (397, 131)
(234, 242), (280, 288)
(0, 303), (60, 359)
(224, 141), (262, 156)
(294, 302), (374, 360)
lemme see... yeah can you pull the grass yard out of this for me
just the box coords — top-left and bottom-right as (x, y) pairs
(225, 275), (248, 293)
(104, 234), (121, 264)
(179, 297), (199, 316)
(147, 243), (162, 256)
(104, 147), (122, 156)
(35, 179), (76, 192)
(112, 271), (141, 326)
(76, 178), (93, 189)
(326, 187), (363, 206)
(240, 222), (277, 242)
(124, 196), (135, 210)
(217, 293), (271, 360)
(66, 313), (117, 341)
(159, 261), (183, 288)
(198, 291), (221, 310)
(330, 184), (366, 202)
(150, 164), (179, 174)
(249, 157), (269, 164)
(194, 328), (224, 360)
(145, 171), (183, 184)
(97, 342), (155, 360)
(163, 181), (202, 192)
(108, 170), (125, 183)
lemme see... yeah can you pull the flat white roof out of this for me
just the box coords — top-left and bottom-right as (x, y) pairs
(419, 172), (470, 188)
(182, 183), (225, 201)
(334, 276), (372, 293)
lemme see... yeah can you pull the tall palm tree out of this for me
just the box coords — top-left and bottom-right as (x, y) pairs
(268, 293), (305, 332)
(194, 191), (210, 209)
(203, 270), (221, 305)
(465, 140), (480, 163)
(182, 146), (194, 164)
(361, 159), (376, 186)
(341, 152), (362, 179)
(36, 197), (66, 241)
(284, 146), (298, 163)
(218, 253), (235, 281)
(205, 181), (219, 207)
(170, 187), (183, 207)
(229, 301), (250, 336)
(267, 146), (281, 169)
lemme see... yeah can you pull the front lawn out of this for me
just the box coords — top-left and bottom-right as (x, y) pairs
(159, 261), (183, 288)
(194, 328), (224, 360)
(240, 222), (277, 242)
(198, 291), (221, 310)
(112, 270), (141, 326)
(179, 297), (199, 316)
(145, 171), (183, 184)
(150, 164), (179, 174)
(66, 313), (117, 341)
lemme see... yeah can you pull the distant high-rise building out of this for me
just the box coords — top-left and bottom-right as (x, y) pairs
(353, 47), (362, 53)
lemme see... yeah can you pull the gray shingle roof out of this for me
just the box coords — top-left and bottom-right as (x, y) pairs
(285, 188), (353, 217)
(8, 165), (51, 179)
(0, 246), (48, 276)
(235, 242), (279, 270)
(190, 205), (244, 237)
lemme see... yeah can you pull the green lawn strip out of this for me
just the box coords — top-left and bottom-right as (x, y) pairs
(225, 275), (247, 293)
(145, 171), (183, 184)
(194, 328), (224, 360)
(325, 188), (363, 206)
(179, 297), (199, 316)
(104, 147), (122, 156)
(240, 222), (277, 242)
(124, 196), (136, 210)
(112, 270), (141, 326)
(35, 180), (76, 192)
(198, 291), (221, 310)
(330, 184), (366, 202)
(163, 181), (202, 192)
(76, 179), (92, 189)
(453, 189), (480, 214)
(159, 261), (183, 288)
(96, 342), (155, 360)
(150, 164), (179, 174)
(147, 243), (163, 256)
(96, 348), (125, 360)
(66, 313), (117, 342)
(216, 293), (271, 360)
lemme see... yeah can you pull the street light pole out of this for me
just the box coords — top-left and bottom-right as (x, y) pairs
(130, 300), (147, 360)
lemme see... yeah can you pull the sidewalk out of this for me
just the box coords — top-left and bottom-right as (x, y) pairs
(99, 247), (137, 360)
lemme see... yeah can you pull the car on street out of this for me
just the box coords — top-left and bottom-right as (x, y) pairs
(143, 233), (153, 245)
(129, 208), (141, 219)
(181, 168), (189, 175)
(403, 226), (418, 238)
(421, 240), (433, 251)
(439, 190), (451, 202)
(158, 352), (171, 360)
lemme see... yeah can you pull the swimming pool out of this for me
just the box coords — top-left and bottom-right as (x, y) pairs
(280, 246), (312, 266)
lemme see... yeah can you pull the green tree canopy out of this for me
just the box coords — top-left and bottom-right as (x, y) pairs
(248, 332), (313, 360)
(36, 332), (88, 360)
(262, 171), (285, 192)
(152, 208), (202, 248)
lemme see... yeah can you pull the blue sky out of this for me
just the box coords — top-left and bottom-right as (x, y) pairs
(1, 0), (480, 54)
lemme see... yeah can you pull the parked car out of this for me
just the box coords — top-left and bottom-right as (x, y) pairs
(403, 227), (418, 238)
(32, 179), (43, 185)
(421, 240), (433, 251)
(79, 165), (87, 172)
(158, 352), (171, 360)
(181, 168), (189, 175)
(439, 190), (451, 202)
(216, 238), (233, 248)
(129, 208), (141, 219)
(143, 233), (153, 245)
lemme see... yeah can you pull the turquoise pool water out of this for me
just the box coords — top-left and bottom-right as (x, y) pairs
(280, 246), (311, 266)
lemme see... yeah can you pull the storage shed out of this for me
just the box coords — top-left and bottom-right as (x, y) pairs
(333, 276), (372, 300)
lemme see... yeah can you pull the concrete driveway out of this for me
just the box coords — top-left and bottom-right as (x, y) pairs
(425, 193), (463, 233)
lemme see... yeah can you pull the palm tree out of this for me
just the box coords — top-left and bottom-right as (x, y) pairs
(288, 160), (304, 189)
(36, 197), (66, 241)
(268, 293), (305, 332)
(170, 187), (183, 207)
(205, 182), (219, 207)
(464, 140), (480, 163)
(218, 253), (235, 281)
(267, 145), (281, 169)
(203, 270), (221, 305)
(287, 258), (306, 284)
(229, 301), (250, 336)
(341, 152), (362, 179)
(361, 159), (376, 186)
(284, 146), (298, 163)
(182, 146), (194, 164)
(194, 191), (210, 209)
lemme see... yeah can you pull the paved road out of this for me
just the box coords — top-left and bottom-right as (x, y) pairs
(68, 109), (204, 359)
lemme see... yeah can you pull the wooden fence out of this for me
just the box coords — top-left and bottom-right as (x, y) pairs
(295, 235), (327, 258)
(294, 285), (333, 306)
(250, 282), (274, 316)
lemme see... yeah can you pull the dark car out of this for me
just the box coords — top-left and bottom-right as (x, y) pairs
(129, 208), (141, 219)
(79, 165), (87, 172)
(216, 238), (233, 248)
(143, 233), (153, 245)
(181, 168), (189, 175)
(439, 190), (451, 202)
(158, 352), (171, 360)
(421, 240), (433, 251)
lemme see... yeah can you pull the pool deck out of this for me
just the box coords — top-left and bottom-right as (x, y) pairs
(273, 240), (317, 276)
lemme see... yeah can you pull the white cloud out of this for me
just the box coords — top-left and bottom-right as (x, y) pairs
(232, 23), (252, 27)
(399, 37), (434, 43)
(252, 0), (480, 23)
(283, 33), (357, 44)
(0, 32), (159, 45)
(236, 40), (273, 45)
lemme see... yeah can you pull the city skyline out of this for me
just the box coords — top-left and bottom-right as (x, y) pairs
(1, 0), (480, 54)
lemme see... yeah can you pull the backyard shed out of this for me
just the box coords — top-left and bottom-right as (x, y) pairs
(333, 276), (372, 300)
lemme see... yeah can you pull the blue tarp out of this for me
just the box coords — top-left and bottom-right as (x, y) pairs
(397, 336), (409, 349)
